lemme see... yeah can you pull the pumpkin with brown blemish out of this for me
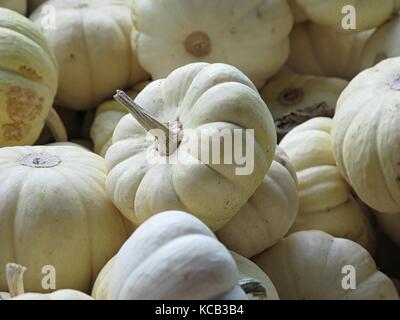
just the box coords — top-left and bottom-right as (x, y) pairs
(0, 8), (62, 147)
(253, 231), (399, 300)
(131, 0), (293, 88)
(217, 147), (299, 258)
(260, 74), (348, 140)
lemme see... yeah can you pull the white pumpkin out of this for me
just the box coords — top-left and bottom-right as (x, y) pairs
(92, 250), (279, 300)
(253, 231), (399, 300)
(376, 212), (400, 246)
(91, 81), (150, 157)
(108, 211), (248, 300)
(30, 0), (149, 110)
(332, 57), (400, 215)
(132, 0), (293, 88)
(261, 74), (348, 120)
(0, 145), (127, 293)
(0, 0), (27, 15)
(288, 22), (373, 80)
(260, 74), (348, 139)
(280, 118), (376, 253)
(217, 147), (298, 258)
(0, 8), (63, 147)
(360, 15), (400, 70)
(3, 263), (93, 300)
(295, 0), (399, 33)
(105, 63), (276, 231)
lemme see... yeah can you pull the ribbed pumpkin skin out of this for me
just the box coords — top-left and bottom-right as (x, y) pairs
(361, 16), (400, 70)
(288, 22), (373, 80)
(105, 63), (276, 231)
(280, 118), (376, 253)
(0, 145), (127, 293)
(132, 0), (293, 88)
(0, 8), (58, 147)
(332, 57), (400, 215)
(30, 0), (148, 111)
(108, 211), (247, 300)
(217, 147), (299, 258)
(253, 231), (399, 300)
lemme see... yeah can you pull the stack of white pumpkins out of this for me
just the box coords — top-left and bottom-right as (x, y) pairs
(0, 0), (399, 300)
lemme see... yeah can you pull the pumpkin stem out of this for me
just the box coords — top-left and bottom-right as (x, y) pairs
(239, 277), (267, 300)
(5, 263), (26, 297)
(114, 90), (176, 156)
(45, 108), (68, 142)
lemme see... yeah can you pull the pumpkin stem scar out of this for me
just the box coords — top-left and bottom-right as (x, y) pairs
(184, 31), (212, 58)
(114, 90), (182, 156)
(20, 152), (62, 168)
(6, 263), (26, 297)
(278, 88), (305, 106)
(45, 108), (68, 142)
(239, 277), (267, 299)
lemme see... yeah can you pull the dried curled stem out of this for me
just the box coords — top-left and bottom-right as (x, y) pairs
(275, 101), (333, 142)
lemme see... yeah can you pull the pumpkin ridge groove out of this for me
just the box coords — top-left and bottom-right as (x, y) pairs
(109, 15), (132, 85)
(0, 50), (56, 93)
(285, 240), (302, 299)
(315, 238), (337, 299)
(169, 165), (227, 222)
(79, 10), (95, 108)
(375, 105), (399, 207)
(12, 168), (35, 275)
(340, 256), (379, 299)
(51, 167), (94, 291)
(0, 25), (55, 64)
(306, 23), (325, 75)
